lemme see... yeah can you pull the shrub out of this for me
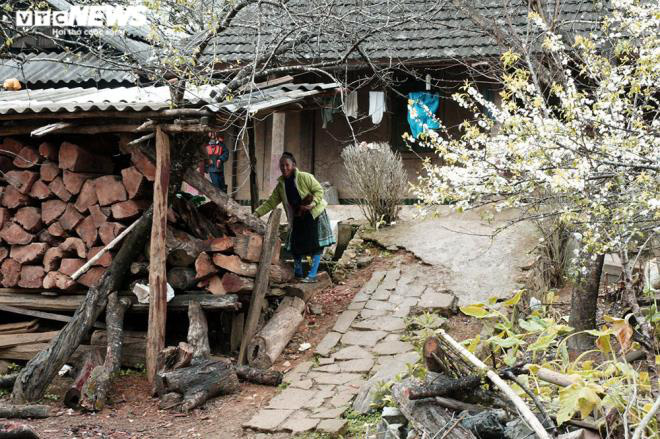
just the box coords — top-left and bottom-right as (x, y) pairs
(341, 142), (408, 228)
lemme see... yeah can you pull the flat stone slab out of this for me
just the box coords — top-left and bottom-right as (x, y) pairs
(337, 358), (375, 373)
(372, 285), (391, 301)
(290, 379), (314, 390)
(416, 291), (458, 316)
(318, 357), (335, 365)
(341, 330), (387, 347)
(380, 268), (401, 290)
(402, 284), (426, 297)
(365, 300), (396, 311)
(352, 291), (370, 302)
(332, 310), (359, 333)
(315, 331), (342, 356)
(352, 352), (419, 414)
(333, 345), (373, 360)
(360, 271), (386, 295)
(329, 388), (357, 408)
(243, 409), (293, 431)
(372, 340), (415, 356)
(312, 407), (347, 419)
(352, 316), (405, 332)
(317, 419), (348, 434)
(267, 388), (317, 410)
(348, 301), (366, 310)
(316, 363), (341, 373)
(291, 361), (314, 374)
(280, 411), (320, 433)
(361, 308), (387, 318)
(308, 372), (363, 385)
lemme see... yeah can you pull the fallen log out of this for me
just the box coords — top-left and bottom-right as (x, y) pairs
(247, 296), (305, 369)
(234, 365), (283, 386)
(80, 292), (131, 411)
(63, 349), (103, 408)
(0, 403), (52, 419)
(403, 375), (482, 400)
(0, 421), (40, 438)
(391, 380), (477, 439)
(154, 359), (240, 412)
(10, 208), (153, 403)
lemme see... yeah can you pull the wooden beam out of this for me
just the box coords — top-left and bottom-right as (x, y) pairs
(248, 119), (258, 212)
(0, 331), (59, 349)
(238, 208), (282, 365)
(269, 112), (286, 188)
(0, 108), (215, 122)
(146, 125), (171, 385)
(31, 122), (75, 137)
(0, 304), (106, 329)
(1, 123), (217, 137)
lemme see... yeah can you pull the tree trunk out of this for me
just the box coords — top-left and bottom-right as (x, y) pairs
(80, 292), (131, 411)
(11, 209), (153, 404)
(63, 350), (103, 408)
(0, 403), (52, 419)
(154, 360), (240, 412)
(247, 296), (305, 369)
(568, 254), (604, 351)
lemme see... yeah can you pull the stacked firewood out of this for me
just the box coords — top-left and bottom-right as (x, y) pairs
(0, 137), (152, 291)
(0, 136), (294, 295)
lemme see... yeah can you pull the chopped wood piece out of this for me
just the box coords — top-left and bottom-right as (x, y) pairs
(75, 216), (98, 248)
(171, 196), (221, 239)
(234, 365), (283, 386)
(157, 343), (193, 373)
(233, 234), (263, 263)
(247, 296), (305, 369)
(74, 179), (98, 213)
(59, 237), (87, 258)
(0, 223), (34, 245)
(213, 254), (256, 277)
(1, 186), (29, 209)
(0, 208), (7, 230)
(269, 261), (294, 284)
(42, 271), (75, 290)
(62, 171), (98, 194)
(64, 351), (102, 409)
(165, 228), (208, 267)
(78, 267), (105, 288)
(403, 375), (482, 400)
(98, 222), (126, 246)
(41, 199), (66, 224)
(111, 199), (148, 220)
(38, 142), (58, 161)
(47, 222), (65, 237)
(154, 360), (240, 412)
(209, 236), (233, 252)
(59, 258), (85, 276)
(88, 204), (107, 227)
(0, 247), (8, 263)
(130, 149), (155, 181)
(43, 248), (64, 271)
(0, 320), (37, 336)
(121, 166), (147, 199)
(167, 267), (196, 290)
(187, 302), (210, 363)
(10, 243), (48, 264)
(195, 252), (216, 280)
(15, 207), (41, 232)
(18, 266), (45, 289)
(222, 272), (254, 293)
(37, 230), (59, 246)
(0, 404), (52, 420)
(39, 162), (60, 182)
(48, 176), (73, 202)
(1, 137), (24, 154)
(13, 147), (40, 169)
(1, 259), (21, 287)
(87, 247), (112, 267)
(94, 175), (127, 206)
(206, 275), (226, 295)
(58, 142), (113, 173)
(0, 157), (13, 173)
(5, 170), (38, 194)
(28, 180), (51, 200)
(59, 204), (83, 230)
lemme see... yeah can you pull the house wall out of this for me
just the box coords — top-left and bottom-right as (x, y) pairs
(226, 86), (489, 203)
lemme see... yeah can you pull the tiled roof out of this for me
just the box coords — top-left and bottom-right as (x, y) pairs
(0, 52), (139, 87)
(197, 0), (603, 63)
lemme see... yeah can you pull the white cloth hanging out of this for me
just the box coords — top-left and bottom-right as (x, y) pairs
(368, 91), (386, 124)
(343, 91), (358, 118)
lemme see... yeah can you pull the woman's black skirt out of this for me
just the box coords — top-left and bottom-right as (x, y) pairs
(290, 212), (321, 256)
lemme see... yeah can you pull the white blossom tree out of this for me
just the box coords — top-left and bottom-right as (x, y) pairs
(413, 0), (659, 359)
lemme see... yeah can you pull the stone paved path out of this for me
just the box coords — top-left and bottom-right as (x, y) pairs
(243, 264), (456, 435)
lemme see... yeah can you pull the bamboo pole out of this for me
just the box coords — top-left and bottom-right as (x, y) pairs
(438, 330), (552, 439)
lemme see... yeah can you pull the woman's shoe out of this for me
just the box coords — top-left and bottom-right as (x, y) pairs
(301, 276), (317, 283)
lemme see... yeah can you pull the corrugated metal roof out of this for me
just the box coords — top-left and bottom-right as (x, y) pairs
(0, 52), (138, 86)
(0, 82), (339, 116)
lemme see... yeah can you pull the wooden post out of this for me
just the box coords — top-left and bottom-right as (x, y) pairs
(248, 119), (258, 213)
(146, 126), (171, 384)
(269, 113), (285, 188)
(238, 208), (281, 365)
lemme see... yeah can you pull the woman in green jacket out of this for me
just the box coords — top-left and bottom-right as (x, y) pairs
(255, 152), (335, 282)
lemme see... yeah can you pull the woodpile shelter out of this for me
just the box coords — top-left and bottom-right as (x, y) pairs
(0, 77), (339, 407)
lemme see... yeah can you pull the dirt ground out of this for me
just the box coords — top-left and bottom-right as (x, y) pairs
(3, 248), (397, 439)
